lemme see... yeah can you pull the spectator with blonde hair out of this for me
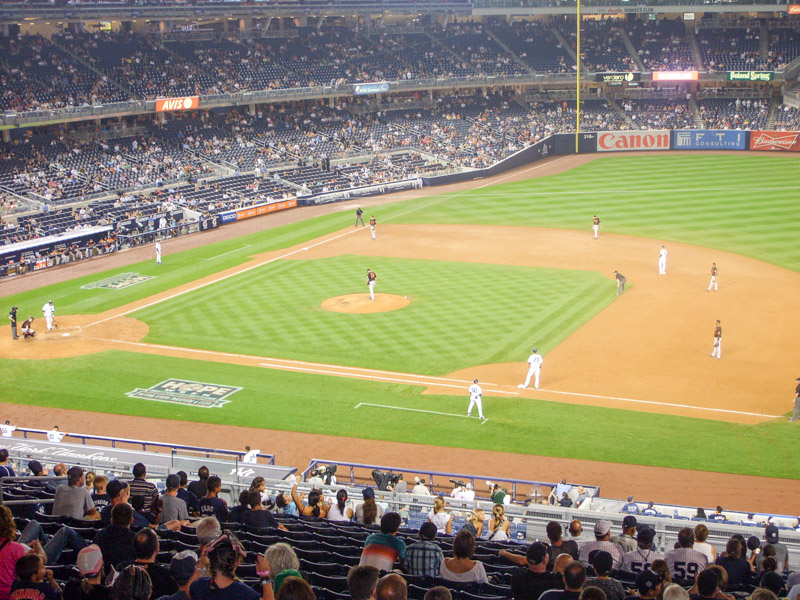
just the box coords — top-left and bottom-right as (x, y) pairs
(460, 508), (485, 539)
(487, 504), (510, 541)
(428, 497), (453, 534)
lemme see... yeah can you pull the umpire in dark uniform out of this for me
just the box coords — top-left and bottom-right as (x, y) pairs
(8, 306), (18, 339)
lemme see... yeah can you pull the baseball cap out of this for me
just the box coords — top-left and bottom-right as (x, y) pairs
(532, 348), (537, 353)
(592, 550), (613, 575)
(747, 535), (761, 551)
(637, 527), (656, 546)
(623, 516), (638, 528)
(362, 487), (375, 500)
(169, 550), (198, 585)
(28, 460), (43, 475)
(419, 522), (437, 541)
(526, 541), (549, 564)
(165, 474), (180, 490)
(765, 524), (779, 544)
(627, 496), (634, 502)
(594, 520), (612, 536)
(636, 570), (662, 595)
(106, 479), (126, 500)
(77, 544), (104, 575)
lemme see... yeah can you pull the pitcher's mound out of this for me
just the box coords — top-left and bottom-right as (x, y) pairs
(321, 294), (411, 314)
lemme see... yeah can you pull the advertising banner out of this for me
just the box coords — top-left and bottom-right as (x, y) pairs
(299, 179), (418, 206)
(219, 199), (297, 223)
(673, 130), (746, 150)
(597, 131), (670, 152)
(651, 71), (698, 81)
(155, 96), (199, 112)
(788, 4), (800, 14)
(354, 82), (390, 95)
(749, 131), (800, 152)
(727, 71), (773, 82)
(595, 72), (641, 85)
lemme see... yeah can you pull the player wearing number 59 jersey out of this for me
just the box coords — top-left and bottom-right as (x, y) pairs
(664, 527), (707, 581)
(621, 528), (663, 574)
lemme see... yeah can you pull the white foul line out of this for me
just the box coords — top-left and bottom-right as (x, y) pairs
(206, 245), (251, 260)
(356, 402), (488, 424)
(539, 388), (780, 419)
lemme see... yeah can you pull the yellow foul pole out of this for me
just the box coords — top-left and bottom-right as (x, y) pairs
(575, 1), (581, 153)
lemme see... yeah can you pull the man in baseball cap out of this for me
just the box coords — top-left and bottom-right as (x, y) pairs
(636, 569), (663, 599)
(63, 545), (105, 597)
(621, 527), (663, 574)
(502, 541), (563, 600)
(578, 520), (623, 570)
(758, 524), (789, 572)
(168, 550), (199, 595)
(611, 516), (638, 552)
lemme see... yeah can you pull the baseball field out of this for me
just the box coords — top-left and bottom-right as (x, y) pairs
(2, 152), (799, 507)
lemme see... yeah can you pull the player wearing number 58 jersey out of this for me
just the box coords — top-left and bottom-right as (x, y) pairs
(621, 528), (663, 574)
(664, 527), (707, 581)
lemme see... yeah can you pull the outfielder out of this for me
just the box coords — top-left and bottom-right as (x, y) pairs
(658, 245), (668, 275)
(155, 241), (162, 265)
(592, 215), (601, 239)
(518, 348), (544, 390)
(366, 268), (377, 301)
(707, 262), (718, 291)
(369, 216), (377, 240)
(467, 378), (485, 420)
(42, 301), (55, 331)
(711, 320), (722, 359)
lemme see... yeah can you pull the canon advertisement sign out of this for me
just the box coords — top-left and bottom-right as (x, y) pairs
(749, 131), (800, 152)
(597, 131), (671, 152)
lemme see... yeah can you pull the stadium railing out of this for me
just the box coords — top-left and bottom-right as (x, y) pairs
(301, 458), (600, 506)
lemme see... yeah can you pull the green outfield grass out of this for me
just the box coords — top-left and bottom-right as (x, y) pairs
(134, 255), (614, 374)
(2, 153), (799, 479)
(2, 351), (798, 479)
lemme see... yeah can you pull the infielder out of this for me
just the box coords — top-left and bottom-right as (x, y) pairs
(518, 348), (544, 390)
(658, 245), (668, 275)
(467, 378), (485, 420)
(614, 270), (626, 296)
(790, 377), (800, 423)
(711, 320), (722, 359)
(707, 262), (718, 291)
(369, 216), (377, 240)
(47, 425), (64, 443)
(366, 268), (377, 301)
(242, 445), (259, 464)
(42, 301), (55, 331)
(155, 241), (162, 265)
(592, 215), (601, 239)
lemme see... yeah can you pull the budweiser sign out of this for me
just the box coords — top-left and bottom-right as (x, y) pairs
(597, 131), (670, 152)
(155, 96), (199, 112)
(749, 131), (800, 152)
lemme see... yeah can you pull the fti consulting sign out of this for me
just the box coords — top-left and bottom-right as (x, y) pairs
(127, 379), (242, 408)
(673, 130), (746, 150)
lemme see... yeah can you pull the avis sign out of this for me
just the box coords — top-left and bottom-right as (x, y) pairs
(597, 131), (670, 152)
(749, 131), (800, 152)
(155, 96), (199, 112)
(127, 379), (241, 407)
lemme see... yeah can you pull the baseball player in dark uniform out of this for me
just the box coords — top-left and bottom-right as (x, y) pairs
(592, 216), (601, 239)
(21, 316), (35, 338)
(366, 268), (377, 301)
(707, 262), (718, 291)
(8, 306), (18, 339)
(613, 271), (626, 296)
(711, 320), (722, 359)
(789, 377), (800, 422)
(355, 207), (365, 227)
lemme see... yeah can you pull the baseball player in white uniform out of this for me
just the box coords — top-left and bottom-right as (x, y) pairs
(518, 348), (544, 390)
(42, 301), (55, 330)
(711, 320), (722, 359)
(1, 421), (16, 437)
(367, 269), (377, 301)
(47, 426), (65, 443)
(658, 245), (668, 275)
(242, 446), (259, 464)
(467, 378), (485, 420)
(592, 216), (601, 239)
(155, 241), (162, 265)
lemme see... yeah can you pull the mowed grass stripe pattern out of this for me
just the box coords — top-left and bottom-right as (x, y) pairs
(2, 351), (798, 479)
(134, 255), (614, 375)
(388, 155), (800, 271)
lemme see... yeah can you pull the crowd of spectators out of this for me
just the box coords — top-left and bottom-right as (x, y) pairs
(0, 441), (799, 600)
(774, 104), (800, 130)
(698, 98), (770, 130)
